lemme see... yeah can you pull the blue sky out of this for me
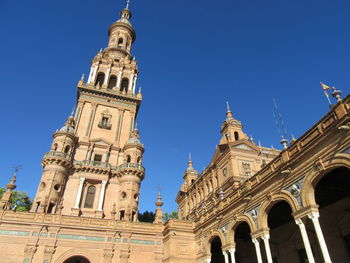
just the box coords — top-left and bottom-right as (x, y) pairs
(0, 0), (349, 214)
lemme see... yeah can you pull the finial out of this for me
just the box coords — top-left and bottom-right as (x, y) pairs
(291, 134), (296, 143)
(332, 87), (343, 103)
(258, 140), (262, 147)
(134, 121), (138, 130)
(249, 135), (254, 143)
(138, 87), (142, 94)
(188, 153), (193, 167)
(280, 136), (288, 149)
(81, 73), (84, 81)
(126, 0), (131, 9)
(226, 101), (231, 112)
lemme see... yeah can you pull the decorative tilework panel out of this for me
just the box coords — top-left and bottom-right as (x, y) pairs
(0, 230), (30, 236)
(130, 239), (155, 245)
(58, 234), (104, 242)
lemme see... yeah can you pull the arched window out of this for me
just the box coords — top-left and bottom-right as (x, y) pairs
(107, 75), (117, 89)
(95, 72), (105, 87)
(234, 131), (239, 141)
(126, 155), (131, 163)
(52, 143), (58, 151)
(118, 38), (123, 46)
(137, 156), (141, 164)
(84, 186), (96, 208)
(64, 145), (70, 154)
(121, 78), (129, 92)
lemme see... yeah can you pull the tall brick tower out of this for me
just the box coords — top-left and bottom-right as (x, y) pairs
(31, 3), (144, 221)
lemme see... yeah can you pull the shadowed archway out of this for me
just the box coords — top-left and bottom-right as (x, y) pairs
(211, 236), (225, 263)
(63, 256), (90, 263)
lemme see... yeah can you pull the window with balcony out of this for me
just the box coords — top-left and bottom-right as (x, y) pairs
(98, 113), (112, 130)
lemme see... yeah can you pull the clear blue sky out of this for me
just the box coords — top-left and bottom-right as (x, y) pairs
(0, 0), (349, 214)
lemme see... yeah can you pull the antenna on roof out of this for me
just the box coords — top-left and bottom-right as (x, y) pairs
(273, 98), (289, 149)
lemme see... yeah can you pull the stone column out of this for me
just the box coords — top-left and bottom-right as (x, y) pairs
(252, 238), (263, 263)
(261, 234), (273, 263)
(91, 64), (98, 84)
(116, 71), (123, 90)
(128, 74), (134, 93)
(132, 75), (137, 94)
(308, 212), (332, 263)
(73, 178), (85, 209)
(88, 65), (95, 83)
(295, 218), (315, 263)
(223, 251), (229, 263)
(228, 247), (236, 263)
(104, 68), (111, 86)
(97, 180), (107, 211)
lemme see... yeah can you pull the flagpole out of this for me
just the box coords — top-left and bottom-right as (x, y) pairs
(324, 90), (332, 106)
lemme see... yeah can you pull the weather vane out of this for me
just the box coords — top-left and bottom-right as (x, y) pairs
(126, 0), (131, 9)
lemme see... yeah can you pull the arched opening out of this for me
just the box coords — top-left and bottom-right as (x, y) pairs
(126, 155), (131, 163)
(210, 236), (224, 263)
(47, 202), (55, 214)
(234, 222), (255, 262)
(84, 186), (96, 208)
(107, 75), (117, 89)
(267, 200), (299, 262)
(234, 131), (239, 141)
(121, 78), (129, 92)
(63, 256), (90, 263)
(137, 156), (141, 164)
(64, 145), (70, 154)
(95, 72), (105, 87)
(314, 167), (350, 262)
(118, 38), (123, 47)
(52, 143), (58, 151)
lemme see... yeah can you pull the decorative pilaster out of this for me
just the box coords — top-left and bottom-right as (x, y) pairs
(43, 245), (56, 263)
(295, 218), (315, 263)
(308, 212), (332, 263)
(97, 180), (107, 211)
(23, 244), (37, 263)
(103, 249), (114, 263)
(73, 177), (85, 209)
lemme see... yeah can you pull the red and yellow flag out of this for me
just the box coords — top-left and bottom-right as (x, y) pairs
(320, 82), (333, 91)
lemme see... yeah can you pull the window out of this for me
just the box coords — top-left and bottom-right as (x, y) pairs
(95, 72), (105, 87)
(84, 186), (96, 208)
(118, 38), (123, 46)
(120, 210), (125, 220)
(52, 143), (58, 151)
(64, 145), (70, 154)
(107, 75), (117, 89)
(234, 131), (239, 141)
(94, 154), (102, 162)
(126, 155), (131, 163)
(47, 203), (54, 214)
(101, 117), (109, 126)
(121, 78), (129, 92)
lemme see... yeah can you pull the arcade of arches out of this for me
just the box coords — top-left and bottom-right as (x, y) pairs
(206, 167), (350, 263)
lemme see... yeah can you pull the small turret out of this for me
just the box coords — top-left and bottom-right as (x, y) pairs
(31, 115), (78, 214)
(0, 171), (18, 211)
(182, 154), (198, 191)
(154, 192), (163, 224)
(220, 102), (248, 144)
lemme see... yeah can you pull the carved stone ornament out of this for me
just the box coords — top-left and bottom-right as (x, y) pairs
(103, 249), (114, 260)
(24, 244), (37, 258)
(44, 246), (56, 258)
(314, 159), (325, 172)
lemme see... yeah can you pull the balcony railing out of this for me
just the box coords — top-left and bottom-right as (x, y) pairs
(112, 163), (145, 171)
(43, 151), (69, 159)
(74, 160), (111, 168)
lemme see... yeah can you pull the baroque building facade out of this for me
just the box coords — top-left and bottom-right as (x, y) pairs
(0, 2), (350, 263)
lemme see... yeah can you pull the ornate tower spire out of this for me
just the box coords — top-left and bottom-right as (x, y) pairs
(154, 192), (164, 223)
(0, 168), (19, 211)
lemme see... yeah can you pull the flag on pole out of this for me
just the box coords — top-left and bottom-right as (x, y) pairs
(320, 82), (333, 91)
(320, 82), (332, 105)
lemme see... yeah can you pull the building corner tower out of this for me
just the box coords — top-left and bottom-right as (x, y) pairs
(31, 3), (144, 221)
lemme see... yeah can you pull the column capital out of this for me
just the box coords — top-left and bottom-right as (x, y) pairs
(295, 218), (305, 226)
(252, 237), (259, 244)
(79, 177), (85, 183)
(251, 227), (270, 239)
(101, 180), (108, 186)
(307, 211), (320, 220)
(292, 204), (319, 220)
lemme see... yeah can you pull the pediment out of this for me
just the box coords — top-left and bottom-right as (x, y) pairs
(90, 138), (112, 146)
(232, 144), (255, 151)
